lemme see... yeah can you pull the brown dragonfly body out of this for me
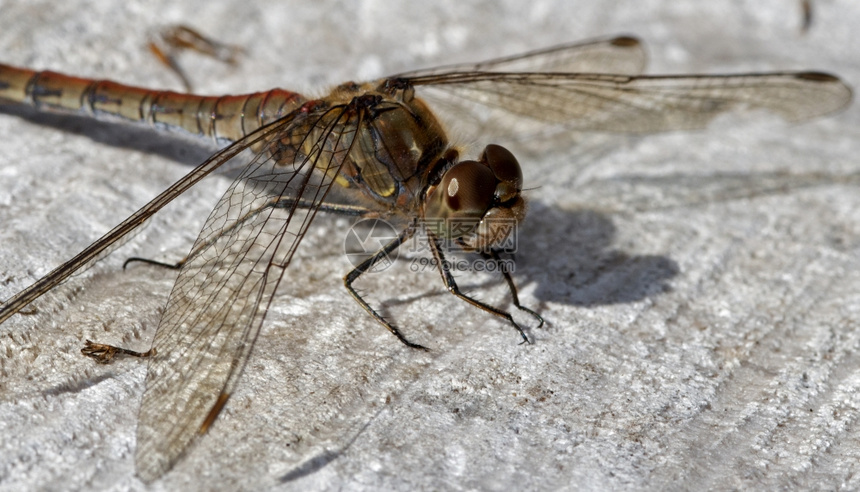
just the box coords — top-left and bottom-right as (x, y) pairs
(0, 36), (851, 481)
(0, 64), (306, 142)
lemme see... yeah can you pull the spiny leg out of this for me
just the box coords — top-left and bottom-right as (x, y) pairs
(149, 25), (244, 92)
(479, 249), (544, 328)
(344, 222), (427, 350)
(430, 234), (530, 344)
(81, 339), (156, 364)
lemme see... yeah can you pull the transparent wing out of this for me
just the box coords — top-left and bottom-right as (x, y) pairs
(402, 71), (852, 141)
(0, 124), (279, 325)
(133, 103), (362, 482)
(396, 35), (647, 77)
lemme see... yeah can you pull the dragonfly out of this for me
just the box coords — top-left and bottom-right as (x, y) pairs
(0, 34), (851, 482)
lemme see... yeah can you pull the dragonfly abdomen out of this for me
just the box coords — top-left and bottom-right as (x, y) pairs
(0, 63), (305, 143)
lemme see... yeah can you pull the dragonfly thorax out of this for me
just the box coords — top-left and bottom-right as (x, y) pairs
(422, 144), (526, 252)
(344, 91), (448, 208)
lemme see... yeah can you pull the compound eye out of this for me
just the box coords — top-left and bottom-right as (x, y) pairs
(438, 160), (495, 219)
(480, 144), (522, 202)
(424, 160), (496, 237)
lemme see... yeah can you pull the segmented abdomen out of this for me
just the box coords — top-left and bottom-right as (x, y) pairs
(0, 64), (306, 143)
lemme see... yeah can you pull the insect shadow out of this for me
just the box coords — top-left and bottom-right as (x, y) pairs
(0, 104), (215, 166)
(516, 200), (679, 306)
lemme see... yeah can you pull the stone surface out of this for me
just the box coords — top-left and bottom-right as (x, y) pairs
(1, 1), (858, 490)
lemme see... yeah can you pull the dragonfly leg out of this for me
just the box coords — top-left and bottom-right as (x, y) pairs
(479, 249), (544, 328)
(430, 235), (531, 344)
(124, 196), (377, 270)
(81, 339), (156, 364)
(344, 223), (428, 350)
(148, 25), (245, 92)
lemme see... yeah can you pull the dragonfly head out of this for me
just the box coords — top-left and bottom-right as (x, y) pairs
(422, 144), (525, 252)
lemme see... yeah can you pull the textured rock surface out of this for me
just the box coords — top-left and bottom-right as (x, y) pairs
(1, 1), (858, 490)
